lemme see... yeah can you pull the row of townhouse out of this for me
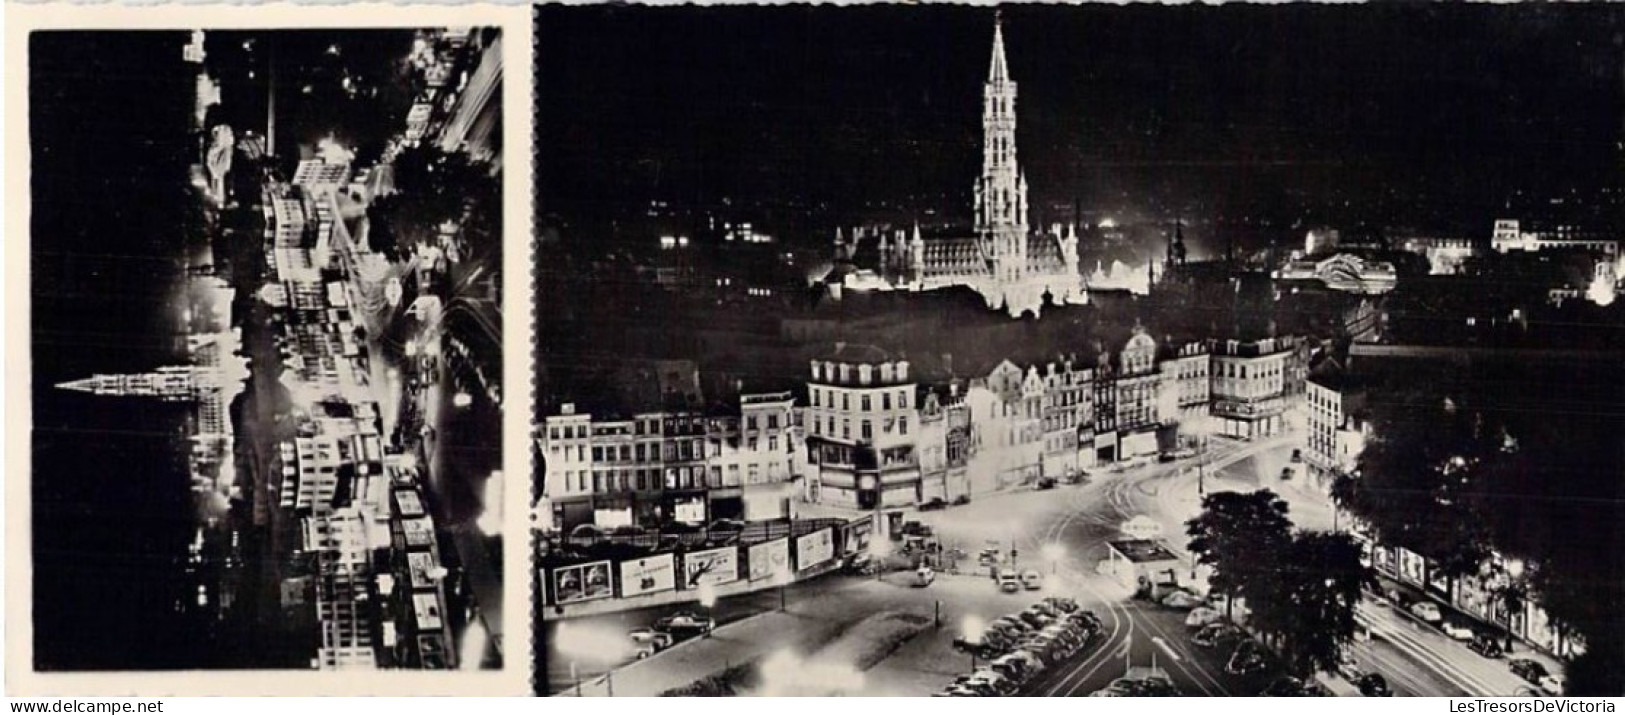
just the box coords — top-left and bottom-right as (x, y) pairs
(264, 160), (456, 670)
(538, 387), (805, 532)
(539, 327), (1312, 530)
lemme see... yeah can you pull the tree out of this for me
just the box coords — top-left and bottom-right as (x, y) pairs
(1332, 360), (1625, 695)
(1331, 381), (1494, 579)
(1185, 489), (1294, 619)
(372, 145), (499, 259)
(1246, 531), (1366, 678)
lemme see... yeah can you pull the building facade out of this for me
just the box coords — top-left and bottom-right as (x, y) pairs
(1158, 341), (1212, 439)
(1114, 328), (1162, 458)
(804, 344), (921, 509)
(1210, 337), (1294, 440)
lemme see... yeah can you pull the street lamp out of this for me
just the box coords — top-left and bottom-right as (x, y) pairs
(962, 615), (986, 672)
(868, 538), (892, 582)
(773, 565), (794, 612)
(1043, 543), (1065, 576)
(554, 621), (626, 697)
(697, 581), (717, 638)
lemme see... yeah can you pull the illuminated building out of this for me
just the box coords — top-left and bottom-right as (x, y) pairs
(824, 20), (1082, 317)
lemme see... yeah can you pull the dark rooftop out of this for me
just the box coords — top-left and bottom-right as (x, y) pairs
(1108, 539), (1181, 564)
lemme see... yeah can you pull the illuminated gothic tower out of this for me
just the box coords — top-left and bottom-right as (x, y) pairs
(56, 365), (214, 401)
(974, 17), (1030, 289)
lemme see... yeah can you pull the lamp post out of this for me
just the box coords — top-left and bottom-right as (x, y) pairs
(869, 538), (891, 582)
(1043, 543), (1064, 576)
(962, 615), (985, 672)
(774, 565), (793, 612)
(1197, 449), (1206, 497)
(698, 581), (717, 638)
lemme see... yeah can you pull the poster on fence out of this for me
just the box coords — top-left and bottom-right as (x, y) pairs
(553, 560), (613, 604)
(748, 538), (791, 582)
(619, 553), (676, 598)
(796, 528), (835, 572)
(684, 546), (740, 588)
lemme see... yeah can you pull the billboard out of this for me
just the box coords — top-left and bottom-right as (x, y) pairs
(619, 554), (677, 598)
(684, 546), (740, 589)
(796, 528), (835, 572)
(552, 560), (613, 605)
(748, 538), (792, 582)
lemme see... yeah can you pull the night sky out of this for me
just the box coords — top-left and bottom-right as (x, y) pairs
(537, 4), (1625, 235)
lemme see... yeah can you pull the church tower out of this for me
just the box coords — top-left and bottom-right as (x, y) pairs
(975, 15), (1029, 294)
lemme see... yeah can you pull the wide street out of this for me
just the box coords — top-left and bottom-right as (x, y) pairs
(546, 428), (1559, 696)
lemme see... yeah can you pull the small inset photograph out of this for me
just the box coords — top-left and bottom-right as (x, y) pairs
(29, 26), (505, 672)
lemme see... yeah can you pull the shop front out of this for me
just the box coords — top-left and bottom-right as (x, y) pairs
(1094, 431), (1118, 464)
(708, 487), (744, 522)
(661, 490), (709, 526)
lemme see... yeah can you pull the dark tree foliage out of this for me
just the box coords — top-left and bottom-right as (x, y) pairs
(371, 145), (500, 259)
(1246, 531), (1366, 678)
(1330, 389), (1494, 578)
(1333, 362), (1625, 695)
(1185, 489), (1294, 619)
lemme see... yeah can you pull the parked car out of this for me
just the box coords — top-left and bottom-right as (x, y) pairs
(1261, 677), (1311, 697)
(1006, 650), (1044, 675)
(952, 494), (971, 506)
(990, 654), (1033, 682)
(1098, 676), (1180, 697)
(1044, 596), (1080, 614)
(708, 518), (745, 533)
(654, 611), (714, 634)
(1409, 601), (1444, 623)
(1227, 640), (1270, 675)
(628, 628), (675, 658)
(1016, 609), (1053, 629)
(1184, 607), (1223, 628)
(992, 616), (1030, 634)
(1441, 620), (1476, 641)
(1335, 652), (1363, 681)
(1469, 634), (1505, 659)
(998, 571), (1023, 593)
(1539, 674), (1565, 696)
(1161, 590), (1205, 610)
(1035, 476), (1057, 490)
(845, 552), (871, 575)
(1069, 610), (1104, 632)
(1509, 659), (1549, 686)
(1021, 570), (1044, 590)
(568, 524), (603, 539)
(1192, 623), (1245, 648)
(919, 498), (947, 512)
(1358, 673), (1392, 697)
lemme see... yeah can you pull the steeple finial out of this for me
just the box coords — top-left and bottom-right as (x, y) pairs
(989, 11), (1010, 84)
